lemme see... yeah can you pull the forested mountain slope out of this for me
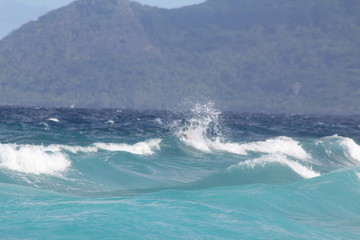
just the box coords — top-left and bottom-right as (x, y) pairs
(0, 0), (359, 114)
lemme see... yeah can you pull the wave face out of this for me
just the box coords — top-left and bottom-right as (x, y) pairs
(1, 105), (360, 239)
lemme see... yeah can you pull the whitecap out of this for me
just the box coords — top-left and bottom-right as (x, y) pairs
(0, 144), (71, 176)
(42, 144), (98, 154)
(0, 138), (162, 176)
(182, 136), (309, 160)
(154, 118), (162, 125)
(94, 139), (162, 155)
(177, 102), (222, 153)
(47, 118), (60, 123)
(180, 128), (212, 152)
(321, 135), (360, 162)
(176, 102), (309, 160)
(229, 154), (320, 179)
(229, 136), (310, 159)
(42, 139), (162, 156)
(338, 137), (360, 162)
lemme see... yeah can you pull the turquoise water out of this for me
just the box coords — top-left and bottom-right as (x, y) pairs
(1, 104), (360, 239)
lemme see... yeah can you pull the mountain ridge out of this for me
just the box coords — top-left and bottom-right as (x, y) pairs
(0, 0), (360, 114)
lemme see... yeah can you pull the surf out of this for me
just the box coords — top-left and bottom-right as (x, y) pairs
(1, 106), (360, 239)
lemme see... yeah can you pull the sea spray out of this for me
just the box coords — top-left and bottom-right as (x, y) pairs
(174, 103), (309, 160)
(174, 102), (225, 152)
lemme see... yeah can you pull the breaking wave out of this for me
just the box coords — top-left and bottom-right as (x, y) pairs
(0, 144), (71, 175)
(175, 102), (309, 160)
(323, 135), (360, 162)
(228, 153), (320, 179)
(2, 106), (360, 240)
(41, 139), (162, 156)
(207, 137), (309, 159)
(1, 104), (360, 191)
(94, 139), (161, 155)
(0, 139), (162, 175)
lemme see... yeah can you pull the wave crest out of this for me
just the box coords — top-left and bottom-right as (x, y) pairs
(0, 139), (161, 175)
(94, 139), (161, 155)
(316, 135), (360, 167)
(209, 136), (310, 159)
(176, 103), (309, 160)
(229, 154), (320, 179)
(335, 136), (360, 162)
(39, 139), (161, 156)
(0, 144), (71, 175)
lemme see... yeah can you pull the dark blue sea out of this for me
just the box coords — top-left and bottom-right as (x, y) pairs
(1, 103), (360, 239)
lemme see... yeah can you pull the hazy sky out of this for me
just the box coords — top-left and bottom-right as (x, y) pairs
(0, 0), (206, 39)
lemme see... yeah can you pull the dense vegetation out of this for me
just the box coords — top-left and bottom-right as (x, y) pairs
(0, 0), (360, 114)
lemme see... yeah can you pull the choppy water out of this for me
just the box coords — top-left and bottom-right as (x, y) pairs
(1, 103), (360, 239)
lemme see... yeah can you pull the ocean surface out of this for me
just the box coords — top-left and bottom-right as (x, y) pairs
(1, 103), (360, 239)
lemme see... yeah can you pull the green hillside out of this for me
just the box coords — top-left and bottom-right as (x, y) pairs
(0, 0), (360, 114)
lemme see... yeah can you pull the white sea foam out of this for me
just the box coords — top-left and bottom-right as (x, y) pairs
(206, 140), (246, 155)
(47, 118), (60, 123)
(154, 118), (163, 125)
(229, 154), (320, 179)
(43, 139), (161, 155)
(94, 139), (161, 155)
(0, 144), (71, 175)
(181, 128), (212, 152)
(338, 137), (360, 162)
(182, 136), (309, 159)
(234, 137), (310, 159)
(178, 102), (309, 159)
(322, 135), (360, 162)
(178, 102), (222, 152)
(42, 145), (98, 154)
(0, 139), (162, 175)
